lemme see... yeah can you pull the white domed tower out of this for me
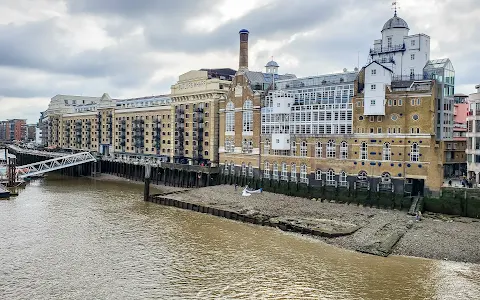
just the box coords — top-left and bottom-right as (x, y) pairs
(369, 10), (430, 79)
(265, 60), (279, 74)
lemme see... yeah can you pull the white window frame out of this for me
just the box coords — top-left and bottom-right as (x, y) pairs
(242, 100), (253, 133)
(291, 163), (297, 182)
(230, 161), (235, 175)
(339, 171), (348, 187)
(411, 143), (420, 162)
(300, 164), (308, 184)
(360, 142), (368, 160)
(371, 84), (376, 90)
(248, 163), (253, 177)
(315, 142), (322, 158)
(327, 140), (336, 158)
(226, 101), (235, 132)
(281, 162), (288, 181)
(241, 162), (246, 176)
(272, 163), (279, 180)
(264, 139), (270, 155)
(315, 169), (322, 181)
(340, 141), (348, 159)
(291, 141), (296, 156)
(326, 169), (335, 186)
(381, 172), (392, 183)
(264, 161), (270, 179)
(300, 141), (307, 157)
(382, 143), (391, 161)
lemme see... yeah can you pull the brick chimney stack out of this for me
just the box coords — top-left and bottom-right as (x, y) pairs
(238, 29), (249, 71)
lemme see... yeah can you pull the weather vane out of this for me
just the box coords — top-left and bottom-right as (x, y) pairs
(392, 1), (400, 16)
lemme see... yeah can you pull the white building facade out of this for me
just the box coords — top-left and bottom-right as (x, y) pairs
(466, 84), (480, 182)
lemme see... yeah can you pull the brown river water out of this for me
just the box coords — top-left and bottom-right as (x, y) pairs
(1, 176), (479, 299)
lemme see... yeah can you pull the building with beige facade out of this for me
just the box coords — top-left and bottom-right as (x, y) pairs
(219, 12), (456, 196)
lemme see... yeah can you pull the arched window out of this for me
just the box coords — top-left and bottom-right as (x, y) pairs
(243, 100), (253, 133)
(241, 162), (246, 176)
(248, 163), (253, 177)
(315, 169), (322, 180)
(230, 161), (235, 175)
(300, 164), (308, 183)
(291, 163), (297, 182)
(315, 142), (322, 158)
(226, 101), (235, 132)
(381, 172), (391, 183)
(264, 161), (270, 179)
(281, 162), (288, 181)
(383, 143), (391, 161)
(300, 141), (308, 157)
(327, 140), (336, 158)
(291, 141), (297, 156)
(360, 142), (368, 160)
(224, 160), (228, 172)
(411, 143), (420, 162)
(358, 171), (368, 182)
(326, 169), (335, 186)
(339, 171), (348, 187)
(272, 162), (279, 180)
(264, 139), (270, 155)
(340, 141), (348, 159)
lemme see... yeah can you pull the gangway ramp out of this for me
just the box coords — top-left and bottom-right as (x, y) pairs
(16, 152), (97, 179)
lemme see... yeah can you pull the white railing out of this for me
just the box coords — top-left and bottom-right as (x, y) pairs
(16, 152), (97, 179)
(8, 145), (68, 158)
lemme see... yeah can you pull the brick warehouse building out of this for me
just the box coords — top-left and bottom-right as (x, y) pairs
(219, 12), (456, 196)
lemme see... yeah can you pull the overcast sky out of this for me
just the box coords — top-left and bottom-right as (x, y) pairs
(0, 0), (479, 123)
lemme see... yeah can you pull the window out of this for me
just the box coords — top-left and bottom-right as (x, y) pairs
(281, 163), (288, 181)
(371, 100), (376, 106)
(398, 99), (403, 106)
(242, 100), (253, 132)
(248, 163), (253, 177)
(387, 37), (392, 48)
(371, 84), (376, 90)
(230, 161), (235, 175)
(381, 172), (391, 184)
(383, 143), (391, 161)
(264, 161), (270, 179)
(272, 163), (279, 180)
(241, 162), (246, 176)
(264, 139), (270, 155)
(358, 171), (368, 182)
(300, 141), (307, 157)
(225, 101), (235, 132)
(411, 143), (420, 162)
(411, 40), (416, 46)
(388, 99), (392, 106)
(411, 54), (415, 60)
(360, 142), (368, 160)
(339, 172), (348, 187)
(410, 68), (415, 79)
(315, 169), (322, 180)
(377, 128), (382, 134)
(315, 142), (322, 158)
(412, 114), (419, 121)
(391, 114), (398, 121)
(416, 98), (421, 106)
(369, 116), (375, 122)
(225, 138), (235, 153)
(326, 169), (335, 186)
(327, 140), (336, 158)
(411, 99), (415, 106)
(371, 69), (377, 75)
(340, 141), (348, 159)
(291, 163), (297, 182)
(300, 164), (308, 184)
(377, 116), (383, 122)
(291, 141), (296, 156)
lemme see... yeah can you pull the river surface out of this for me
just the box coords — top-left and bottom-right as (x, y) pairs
(1, 176), (479, 299)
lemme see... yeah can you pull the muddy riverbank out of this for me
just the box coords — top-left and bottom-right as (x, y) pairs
(92, 174), (480, 264)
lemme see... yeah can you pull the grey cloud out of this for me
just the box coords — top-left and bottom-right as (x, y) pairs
(0, 19), (159, 83)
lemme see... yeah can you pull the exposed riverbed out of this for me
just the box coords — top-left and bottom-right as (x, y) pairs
(1, 175), (479, 299)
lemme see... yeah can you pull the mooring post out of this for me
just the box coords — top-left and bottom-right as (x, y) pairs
(144, 164), (151, 202)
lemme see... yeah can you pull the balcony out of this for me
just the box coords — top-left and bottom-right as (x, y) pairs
(392, 74), (433, 82)
(369, 43), (406, 55)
